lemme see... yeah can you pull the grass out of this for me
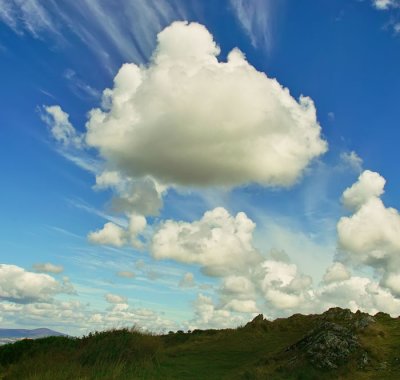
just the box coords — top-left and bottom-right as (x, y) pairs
(1, 309), (400, 379)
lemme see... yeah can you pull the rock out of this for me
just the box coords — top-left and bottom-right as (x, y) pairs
(251, 314), (265, 324)
(287, 322), (361, 369)
(245, 314), (271, 331)
(322, 307), (354, 321)
(354, 315), (375, 330)
(358, 351), (370, 369)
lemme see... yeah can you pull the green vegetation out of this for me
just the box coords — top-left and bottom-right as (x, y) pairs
(1, 308), (400, 379)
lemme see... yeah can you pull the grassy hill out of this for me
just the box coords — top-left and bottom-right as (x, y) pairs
(0, 307), (399, 379)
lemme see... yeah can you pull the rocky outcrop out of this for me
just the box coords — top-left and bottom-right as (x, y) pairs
(245, 314), (272, 331)
(321, 308), (376, 330)
(286, 321), (369, 370)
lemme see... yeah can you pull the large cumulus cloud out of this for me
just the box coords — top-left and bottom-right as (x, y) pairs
(0, 264), (73, 303)
(337, 170), (400, 297)
(84, 21), (327, 188)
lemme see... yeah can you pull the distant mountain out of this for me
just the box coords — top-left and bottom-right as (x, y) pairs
(0, 328), (65, 339)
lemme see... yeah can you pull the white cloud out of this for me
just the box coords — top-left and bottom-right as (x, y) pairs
(230, 0), (273, 49)
(151, 207), (262, 276)
(0, 264), (68, 303)
(0, 0), (19, 33)
(322, 262), (351, 284)
(128, 213), (147, 248)
(338, 197), (400, 267)
(110, 177), (164, 217)
(87, 303), (177, 333)
(0, 300), (86, 330)
(179, 272), (195, 288)
(0, 0), (56, 37)
(85, 21), (327, 188)
(217, 275), (258, 313)
(105, 293), (127, 304)
(224, 299), (258, 313)
(381, 272), (400, 297)
(87, 212), (147, 248)
(221, 275), (256, 299)
(94, 170), (122, 189)
(316, 276), (400, 316)
(42, 105), (83, 148)
(341, 170), (385, 210)
(337, 170), (400, 297)
(33, 263), (64, 274)
(340, 151), (363, 172)
(190, 293), (247, 329)
(0, 297), (177, 335)
(259, 260), (312, 310)
(0, 0), (192, 72)
(88, 222), (127, 247)
(373, 0), (400, 10)
(94, 172), (164, 217)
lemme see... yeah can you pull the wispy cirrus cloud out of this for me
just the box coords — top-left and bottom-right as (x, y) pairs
(0, 0), (58, 37)
(229, 0), (275, 51)
(0, 0), (193, 71)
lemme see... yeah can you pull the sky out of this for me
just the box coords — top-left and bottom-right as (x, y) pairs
(1, 0), (400, 336)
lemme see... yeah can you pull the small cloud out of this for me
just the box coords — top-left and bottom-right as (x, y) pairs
(179, 272), (195, 288)
(41, 105), (83, 148)
(38, 88), (56, 100)
(33, 263), (64, 274)
(328, 112), (335, 121)
(373, 0), (400, 10)
(105, 293), (127, 304)
(63, 69), (100, 99)
(116, 271), (135, 279)
(224, 299), (259, 313)
(340, 151), (363, 172)
(87, 214), (147, 248)
(88, 222), (127, 247)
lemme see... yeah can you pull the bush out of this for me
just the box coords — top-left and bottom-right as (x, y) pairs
(78, 328), (162, 366)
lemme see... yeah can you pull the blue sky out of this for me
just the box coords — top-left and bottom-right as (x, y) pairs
(1, 0), (400, 335)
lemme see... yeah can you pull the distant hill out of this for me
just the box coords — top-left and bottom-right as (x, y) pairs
(0, 328), (65, 339)
(0, 308), (400, 379)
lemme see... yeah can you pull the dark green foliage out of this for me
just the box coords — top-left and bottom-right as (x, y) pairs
(1, 308), (400, 379)
(0, 336), (76, 366)
(78, 328), (161, 366)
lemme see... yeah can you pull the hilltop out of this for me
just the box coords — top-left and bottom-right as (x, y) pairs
(0, 308), (399, 379)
